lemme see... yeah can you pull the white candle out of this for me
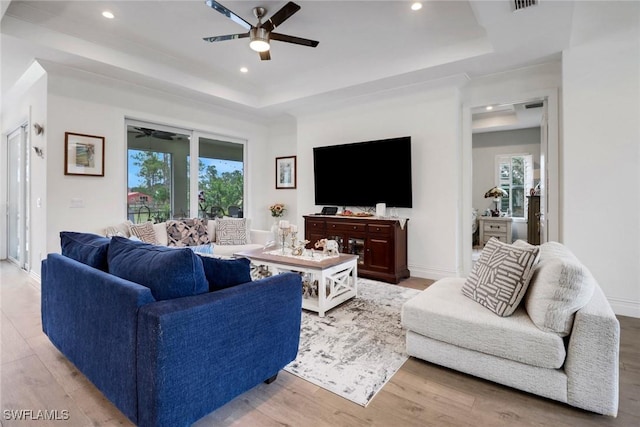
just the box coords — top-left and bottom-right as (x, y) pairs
(279, 220), (289, 229)
(290, 225), (298, 233)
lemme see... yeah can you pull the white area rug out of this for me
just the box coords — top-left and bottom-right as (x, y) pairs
(284, 278), (421, 406)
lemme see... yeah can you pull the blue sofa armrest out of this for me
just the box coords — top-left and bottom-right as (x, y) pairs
(41, 254), (155, 424)
(136, 272), (302, 427)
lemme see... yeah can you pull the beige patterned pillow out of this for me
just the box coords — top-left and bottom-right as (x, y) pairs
(216, 218), (249, 245)
(166, 218), (210, 247)
(129, 222), (158, 244)
(525, 243), (595, 336)
(462, 237), (540, 316)
(105, 220), (133, 238)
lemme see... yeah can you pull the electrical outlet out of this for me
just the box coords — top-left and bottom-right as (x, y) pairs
(70, 198), (84, 208)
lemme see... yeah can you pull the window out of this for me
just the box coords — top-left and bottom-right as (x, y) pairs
(126, 120), (245, 223)
(496, 154), (533, 218)
(197, 137), (244, 219)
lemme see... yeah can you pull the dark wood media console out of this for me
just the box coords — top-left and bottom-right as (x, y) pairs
(304, 215), (410, 284)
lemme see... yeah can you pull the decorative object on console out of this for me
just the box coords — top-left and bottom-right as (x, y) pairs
(64, 132), (105, 177)
(484, 186), (508, 217)
(275, 156), (297, 189)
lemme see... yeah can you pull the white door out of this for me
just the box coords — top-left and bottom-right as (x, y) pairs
(6, 125), (30, 270)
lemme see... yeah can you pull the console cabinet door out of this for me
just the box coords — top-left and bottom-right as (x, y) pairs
(366, 236), (393, 273)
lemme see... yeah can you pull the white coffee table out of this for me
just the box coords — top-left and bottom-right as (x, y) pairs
(234, 247), (358, 317)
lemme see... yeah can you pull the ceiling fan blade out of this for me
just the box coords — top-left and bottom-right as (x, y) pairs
(204, 0), (252, 30)
(261, 1), (301, 32)
(270, 32), (319, 48)
(203, 33), (249, 43)
(259, 50), (271, 61)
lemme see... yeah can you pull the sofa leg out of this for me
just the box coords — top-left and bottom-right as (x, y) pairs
(264, 373), (278, 384)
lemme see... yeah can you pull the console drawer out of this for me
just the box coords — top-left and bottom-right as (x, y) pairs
(327, 221), (366, 233)
(306, 220), (326, 231)
(367, 223), (393, 235)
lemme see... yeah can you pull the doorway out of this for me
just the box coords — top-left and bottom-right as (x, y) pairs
(6, 124), (30, 270)
(461, 90), (559, 275)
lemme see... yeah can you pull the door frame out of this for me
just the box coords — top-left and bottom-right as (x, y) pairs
(4, 123), (30, 270)
(460, 88), (559, 275)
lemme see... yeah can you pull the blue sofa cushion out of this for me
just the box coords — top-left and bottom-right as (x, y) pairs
(198, 255), (252, 292)
(108, 236), (208, 301)
(60, 231), (110, 271)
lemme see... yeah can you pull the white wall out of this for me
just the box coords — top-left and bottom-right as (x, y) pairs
(562, 6), (640, 317)
(472, 128), (541, 242)
(40, 67), (270, 273)
(265, 115), (299, 230)
(294, 85), (462, 279)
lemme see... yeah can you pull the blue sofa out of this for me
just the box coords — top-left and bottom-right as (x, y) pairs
(42, 233), (302, 427)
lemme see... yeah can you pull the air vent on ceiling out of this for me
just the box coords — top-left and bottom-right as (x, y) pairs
(513, 0), (538, 12)
(525, 102), (544, 109)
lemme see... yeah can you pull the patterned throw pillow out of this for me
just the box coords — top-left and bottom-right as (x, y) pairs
(129, 222), (158, 245)
(462, 237), (540, 317)
(104, 220), (133, 238)
(525, 242), (595, 336)
(216, 218), (249, 245)
(166, 218), (210, 247)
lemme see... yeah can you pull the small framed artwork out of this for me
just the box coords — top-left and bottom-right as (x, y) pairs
(64, 132), (105, 177)
(275, 155), (297, 189)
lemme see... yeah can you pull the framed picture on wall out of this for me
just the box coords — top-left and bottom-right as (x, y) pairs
(64, 132), (105, 177)
(275, 155), (297, 189)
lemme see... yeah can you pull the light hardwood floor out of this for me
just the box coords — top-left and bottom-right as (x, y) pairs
(1, 261), (638, 426)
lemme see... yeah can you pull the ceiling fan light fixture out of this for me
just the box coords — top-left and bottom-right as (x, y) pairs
(249, 27), (270, 52)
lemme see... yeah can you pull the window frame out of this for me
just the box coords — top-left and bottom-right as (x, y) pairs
(495, 153), (534, 219)
(125, 119), (248, 223)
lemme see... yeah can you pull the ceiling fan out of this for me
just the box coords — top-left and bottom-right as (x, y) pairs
(132, 127), (177, 141)
(203, 0), (319, 60)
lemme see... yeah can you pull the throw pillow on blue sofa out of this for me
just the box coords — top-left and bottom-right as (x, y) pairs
(198, 255), (252, 292)
(60, 231), (110, 272)
(108, 236), (208, 301)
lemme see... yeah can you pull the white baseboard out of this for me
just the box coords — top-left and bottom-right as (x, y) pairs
(29, 269), (41, 285)
(608, 297), (640, 318)
(408, 264), (458, 281)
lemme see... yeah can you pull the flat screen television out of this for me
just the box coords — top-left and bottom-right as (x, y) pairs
(313, 136), (413, 208)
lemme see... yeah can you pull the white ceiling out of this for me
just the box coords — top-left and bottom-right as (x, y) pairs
(1, 0), (576, 117)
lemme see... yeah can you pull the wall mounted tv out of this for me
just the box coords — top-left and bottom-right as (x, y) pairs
(313, 136), (413, 208)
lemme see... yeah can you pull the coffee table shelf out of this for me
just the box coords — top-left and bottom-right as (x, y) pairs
(234, 248), (358, 317)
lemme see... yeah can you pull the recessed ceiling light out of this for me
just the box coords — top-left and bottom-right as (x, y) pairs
(240, 67), (248, 73)
(411, 2), (423, 11)
(486, 106), (494, 111)
(102, 11), (115, 19)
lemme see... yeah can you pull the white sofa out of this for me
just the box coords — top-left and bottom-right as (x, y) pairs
(105, 219), (271, 258)
(401, 241), (619, 416)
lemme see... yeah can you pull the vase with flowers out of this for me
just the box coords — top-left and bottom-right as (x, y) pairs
(269, 203), (286, 243)
(269, 203), (286, 218)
